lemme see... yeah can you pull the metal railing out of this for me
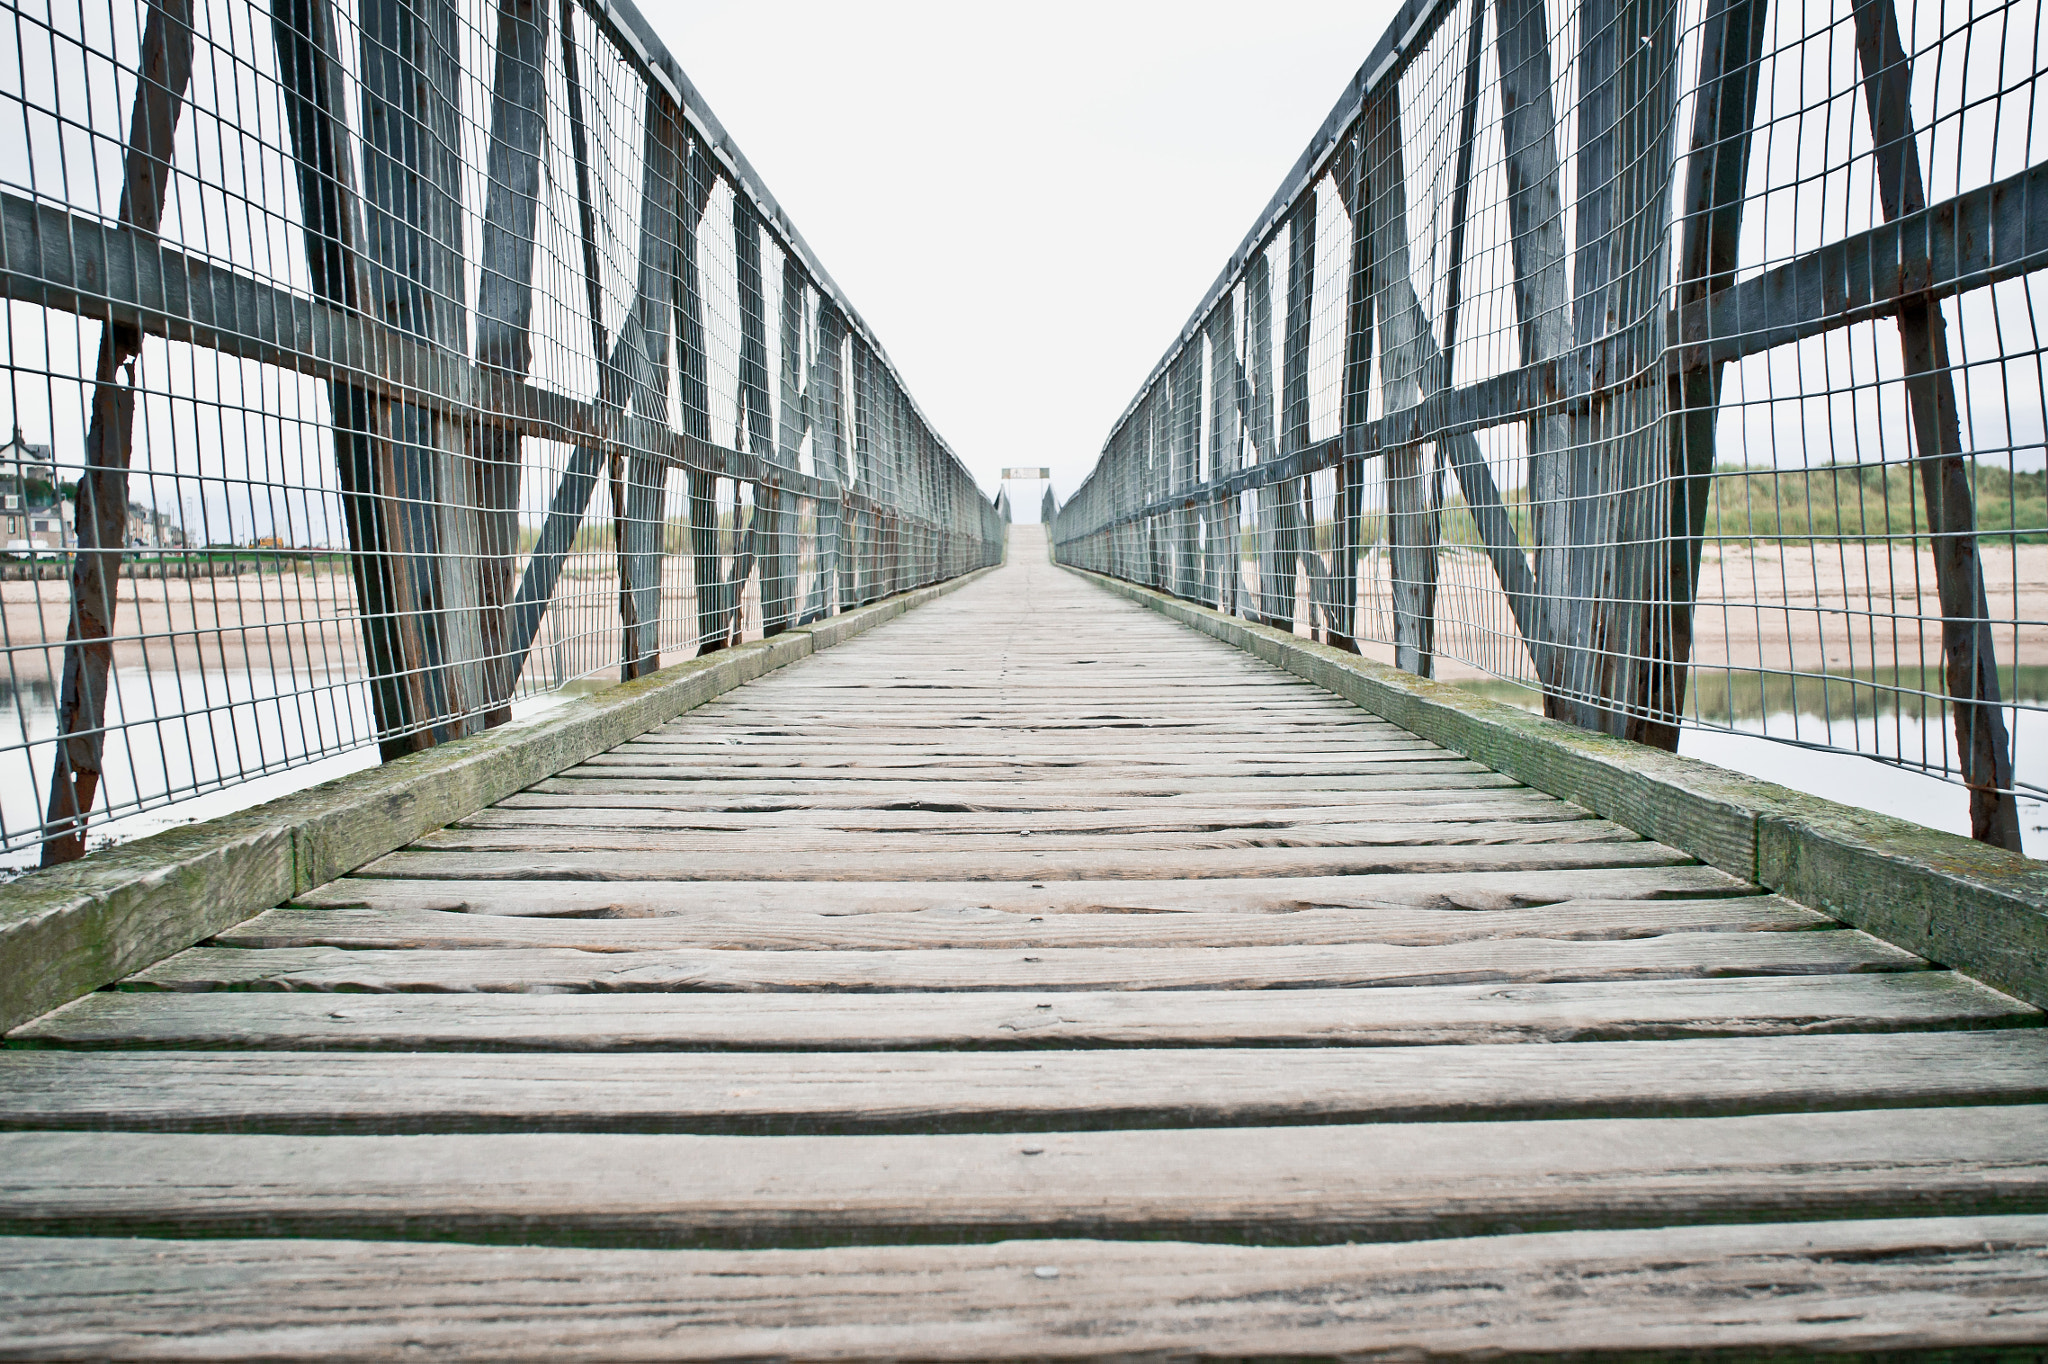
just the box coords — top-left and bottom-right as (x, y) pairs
(1053, 0), (2046, 849)
(0, 0), (1003, 864)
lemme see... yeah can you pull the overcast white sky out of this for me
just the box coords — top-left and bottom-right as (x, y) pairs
(638, 1), (1403, 514)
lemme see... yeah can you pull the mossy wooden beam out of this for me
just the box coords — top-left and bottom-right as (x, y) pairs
(1062, 564), (2048, 1011)
(0, 566), (996, 1035)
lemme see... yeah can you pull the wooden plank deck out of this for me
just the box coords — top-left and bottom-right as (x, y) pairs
(4, 526), (2047, 1358)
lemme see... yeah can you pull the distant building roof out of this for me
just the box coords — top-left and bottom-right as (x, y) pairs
(0, 427), (55, 471)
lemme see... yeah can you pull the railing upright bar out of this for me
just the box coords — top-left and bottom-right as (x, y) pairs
(1282, 199), (1317, 645)
(1654, 0), (1770, 751)
(274, 0), (447, 763)
(1850, 0), (2021, 851)
(503, 0), (624, 680)
(42, 0), (196, 865)
(1552, 0), (1679, 738)
(471, 0), (552, 724)
(615, 94), (683, 681)
(361, 0), (491, 746)
(1205, 300), (1240, 618)
(767, 250), (805, 634)
(1248, 251), (1282, 627)
(1364, 92), (1440, 676)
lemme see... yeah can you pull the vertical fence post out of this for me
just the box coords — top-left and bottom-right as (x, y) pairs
(1555, 0), (1678, 736)
(1206, 301), (1240, 617)
(503, 6), (683, 683)
(1334, 133), (1376, 656)
(885, 365), (899, 595)
(731, 196), (771, 638)
(1174, 348), (1201, 600)
(1278, 205), (1315, 636)
(1652, 0), (1768, 750)
(553, 0), (634, 680)
(359, 0), (487, 744)
(1362, 93), (1439, 676)
(615, 98), (682, 681)
(502, 0), (610, 680)
(834, 325), (859, 611)
(767, 254), (805, 632)
(1849, 0), (2022, 849)
(807, 303), (847, 623)
(1249, 253), (1289, 628)
(1493, 0), (1574, 704)
(860, 343), (880, 603)
(274, 0), (481, 764)
(673, 144), (727, 654)
(848, 341), (873, 606)
(471, 0), (550, 723)
(877, 372), (897, 596)
(1146, 395), (1165, 589)
(42, 0), (195, 865)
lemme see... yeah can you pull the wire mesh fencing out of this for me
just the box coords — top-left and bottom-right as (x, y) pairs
(0, 0), (1003, 865)
(1052, 0), (2047, 850)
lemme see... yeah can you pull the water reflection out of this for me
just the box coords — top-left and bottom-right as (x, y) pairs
(1, 665), (373, 866)
(1, 665), (577, 868)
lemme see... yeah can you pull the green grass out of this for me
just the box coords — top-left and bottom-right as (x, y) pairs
(1698, 462), (2047, 543)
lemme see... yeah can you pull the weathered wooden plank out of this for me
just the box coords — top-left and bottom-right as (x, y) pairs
(3, 1032), (2044, 1136)
(289, 864), (1759, 917)
(356, 839), (1679, 883)
(521, 773), (1530, 802)
(532, 772), (1528, 798)
(568, 755), (1492, 778)
(681, 701), (1382, 717)
(1070, 567), (2048, 1011)
(404, 818), (1616, 858)
(124, 930), (1922, 994)
(1, 1105), (2043, 1245)
(219, 896), (1825, 952)
(722, 679), (1329, 693)
(468, 789), (1584, 830)
(14, 972), (2029, 1053)
(4, 1218), (2045, 1359)
(648, 717), (1404, 735)
(620, 734), (1444, 754)
(592, 747), (1458, 767)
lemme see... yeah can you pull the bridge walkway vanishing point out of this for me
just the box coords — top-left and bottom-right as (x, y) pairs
(3, 525), (2048, 1356)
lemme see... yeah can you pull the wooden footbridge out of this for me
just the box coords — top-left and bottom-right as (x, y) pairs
(3, 529), (2046, 1356)
(6, 0), (2048, 1344)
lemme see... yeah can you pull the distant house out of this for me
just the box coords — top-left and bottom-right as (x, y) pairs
(128, 501), (180, 549)
(0, 427), (69, 552)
